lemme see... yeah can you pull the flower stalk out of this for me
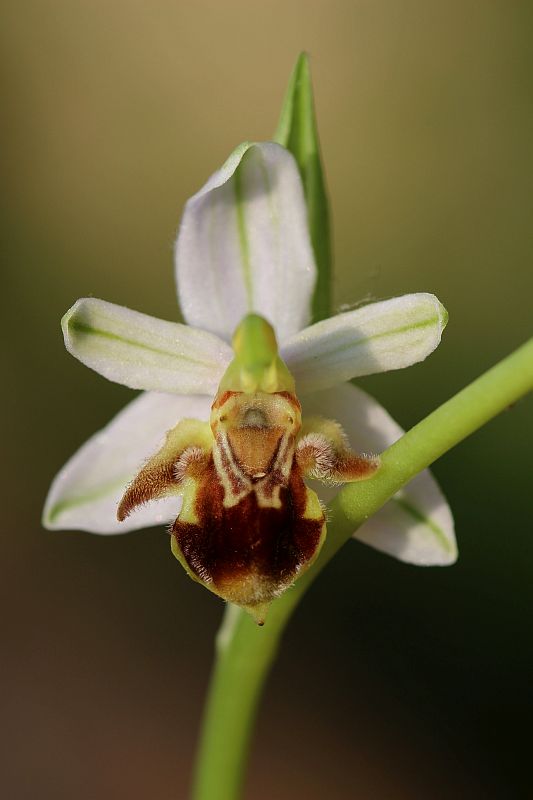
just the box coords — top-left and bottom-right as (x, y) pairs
(192, 337), (533, 800)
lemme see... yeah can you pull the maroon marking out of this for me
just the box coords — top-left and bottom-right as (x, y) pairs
(259, 463), (288, 501)
(216, 433), (247, 495)
(172, 458), (324, 606)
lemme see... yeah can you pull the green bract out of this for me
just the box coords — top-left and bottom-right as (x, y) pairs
(275, 52), (331, 322)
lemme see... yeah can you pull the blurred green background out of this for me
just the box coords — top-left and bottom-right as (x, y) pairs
(3, 2), (532, 798)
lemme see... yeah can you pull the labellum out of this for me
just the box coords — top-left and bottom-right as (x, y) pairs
(117, 314), (379, 623)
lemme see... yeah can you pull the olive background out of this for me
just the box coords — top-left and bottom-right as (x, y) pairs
(2, 2), (532, 798)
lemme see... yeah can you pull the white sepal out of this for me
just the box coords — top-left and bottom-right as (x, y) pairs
(62, 298), (231, 394)
(175, 141), (317, 343)
(43, 392), (212, 534)
(303, 383), (457, 565)
(283, 294), (448, 394)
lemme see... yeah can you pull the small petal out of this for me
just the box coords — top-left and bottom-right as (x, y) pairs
(43, 392), (213, 534)
(175, 142), (316, 342)
(62, 298), (231, 394)
(303, 384), (457, 565)
(282, 294), (448, 394)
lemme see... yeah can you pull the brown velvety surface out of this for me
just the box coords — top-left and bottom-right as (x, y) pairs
(174, 459), (324, 606)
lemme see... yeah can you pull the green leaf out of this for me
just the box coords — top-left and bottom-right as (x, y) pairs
(274, 52), (332, 323)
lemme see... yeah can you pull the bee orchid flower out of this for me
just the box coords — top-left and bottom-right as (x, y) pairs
(43, 141), (456, 622)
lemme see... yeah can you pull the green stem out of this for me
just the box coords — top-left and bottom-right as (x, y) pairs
(192, 338), (533, 800)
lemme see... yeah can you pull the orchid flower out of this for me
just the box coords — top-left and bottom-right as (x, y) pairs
(43, 139), (455, 622)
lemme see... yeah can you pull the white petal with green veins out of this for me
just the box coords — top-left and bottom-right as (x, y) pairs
(62, 298), (231, 394)
(355, 476), (457, 566)
(282, 293), (448, 394)
(303, 384), (457, 566)
(175, 142), (316, 342)
(43, 392), (212, 534)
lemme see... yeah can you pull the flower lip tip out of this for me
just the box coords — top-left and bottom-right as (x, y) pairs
(245, 601), (270, 625)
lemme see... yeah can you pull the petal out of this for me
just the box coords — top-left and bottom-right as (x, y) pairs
(175, 142), (317, 342)
(62, 298), (231, 394)
(43, 392), (213, 534)
(282, 293), (448, 394)
(302, 384), (457, 565)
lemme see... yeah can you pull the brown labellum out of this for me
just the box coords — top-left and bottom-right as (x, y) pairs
(172, 455), (325, 623)
(117, 388), (378, 624)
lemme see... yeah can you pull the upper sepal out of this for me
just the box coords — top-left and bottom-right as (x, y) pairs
(175, 141), (317, 343)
